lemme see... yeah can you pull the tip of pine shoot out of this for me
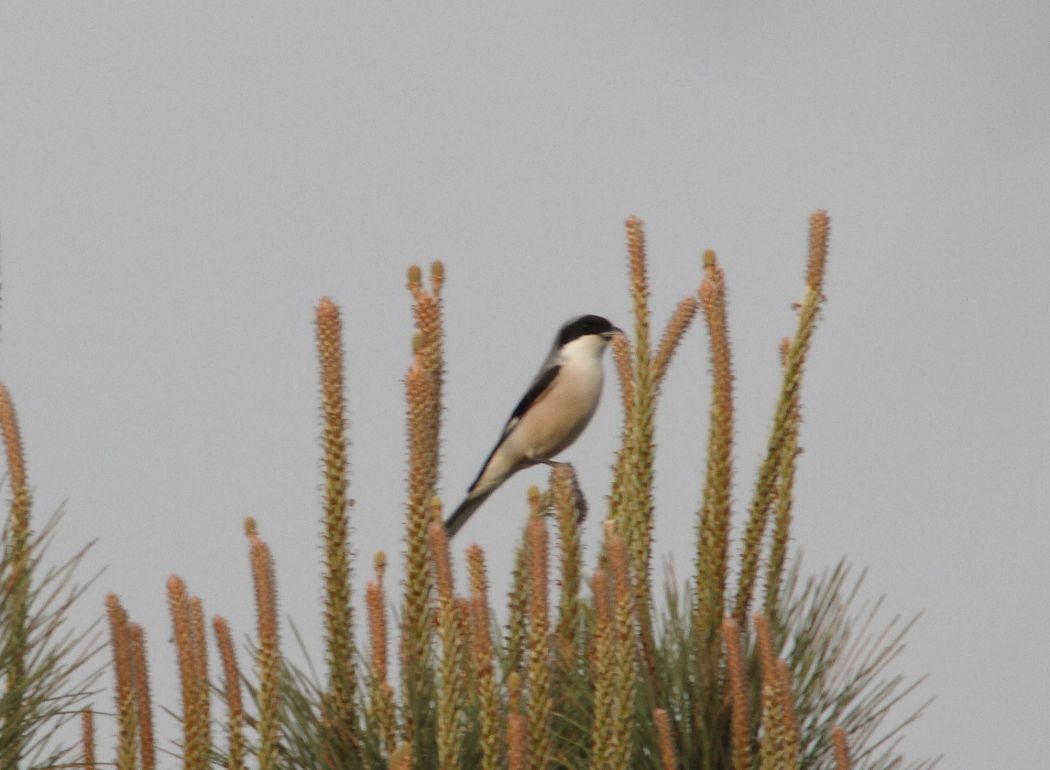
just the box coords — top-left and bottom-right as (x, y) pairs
(806, 210), (830, 292)
(703, 249), (717, 268)
(407, 265), (423, 289)
(244, 517), (257, 537)
(430, 261), (445, 291)
(374, 551), (387, 571)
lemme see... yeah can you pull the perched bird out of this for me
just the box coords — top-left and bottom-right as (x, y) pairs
(445, 314), (622, 538)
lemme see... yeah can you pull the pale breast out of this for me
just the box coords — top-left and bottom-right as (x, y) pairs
(516, 358), (604, 460)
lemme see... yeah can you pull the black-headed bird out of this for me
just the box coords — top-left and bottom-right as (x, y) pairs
(445, 314), (621, 537)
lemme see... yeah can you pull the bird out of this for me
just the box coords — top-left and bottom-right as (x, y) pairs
(445, 314), (622, 538)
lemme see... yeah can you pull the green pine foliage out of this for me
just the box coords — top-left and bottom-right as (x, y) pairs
(0, 385), (101, 769)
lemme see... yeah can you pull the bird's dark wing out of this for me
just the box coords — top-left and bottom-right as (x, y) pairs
(465, 364), (561, 492)
(506, 363), (561, 430)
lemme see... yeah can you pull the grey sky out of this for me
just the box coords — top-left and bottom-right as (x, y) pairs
(2, 2), (1048, 766)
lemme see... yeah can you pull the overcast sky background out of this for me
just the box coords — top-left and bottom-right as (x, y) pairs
(2, 3), (1048, 767)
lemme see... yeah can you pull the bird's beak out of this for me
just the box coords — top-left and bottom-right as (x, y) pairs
(603, 327), (625, 340)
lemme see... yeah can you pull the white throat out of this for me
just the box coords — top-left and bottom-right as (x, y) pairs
(557, 334), (608, 366)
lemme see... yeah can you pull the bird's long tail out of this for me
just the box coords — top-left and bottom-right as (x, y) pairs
(445, 488), (496, 539)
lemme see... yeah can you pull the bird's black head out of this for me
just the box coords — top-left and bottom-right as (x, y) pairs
(557, 315), (621, 347)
